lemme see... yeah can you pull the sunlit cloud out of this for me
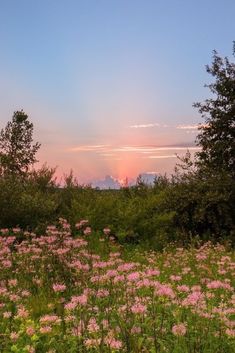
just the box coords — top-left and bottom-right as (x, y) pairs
(111, 145), (199, 153)
(145, 171), (160, 174)
(130, 123), (160, 128)
(176, 124), (199, 130)
(68, 144), (200, 154)
(69, 145), (109, 152)
(148, 155), (177, 159)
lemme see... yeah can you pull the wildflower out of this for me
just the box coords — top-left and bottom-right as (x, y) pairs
(26, 346), (35, 353)
(84, 227), (92, 235)
(52, 283), (66, 292)
(64, 301), (77, 310)
(131, 326), (141, 334)
(40, 326), (52, 334)
(3, 311), (12, 318)
(207, 280), (232, 291)
(170, 275), (182, 281)
(131, 303), (147, 314)
(26, 327), (35, 336)
(146, 268), (160, 276)
(127, 272), (140, 282)
(16, 306), (29, 319)
(71, 293), (88, 305)
(88, 318), (99, 333)
(177, 285), (190, 293)
(172, 323), (187, 336)
(105, 337), (123, 349)
(97, 289), (109, 298)
(155, 284), (175, 299)
(225, 328), (235, 337)
(102, 319), (109, 329)
(84, 338), (101, 347)
(182, 291), (204, 306)
(8, 279), (18, 287)
(10, 332), (19, 341)
(103, 228), (111, 235)
(40, 314), (61, 325)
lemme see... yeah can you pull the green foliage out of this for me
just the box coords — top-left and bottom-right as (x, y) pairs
(193, 43), (235, 178)
(0, 110), (41, 177)
(163, 172), (235, 243)
(166, 43), (235, 245)
(56, 181), (176, 249)
(0, 167), (59, 229)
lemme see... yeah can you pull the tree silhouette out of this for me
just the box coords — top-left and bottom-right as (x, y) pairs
(0, 110), (41, 177)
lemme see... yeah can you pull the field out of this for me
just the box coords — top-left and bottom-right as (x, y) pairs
(0, 219), (234, 353)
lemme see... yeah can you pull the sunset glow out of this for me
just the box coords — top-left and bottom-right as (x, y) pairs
(0, 0), (234, 185)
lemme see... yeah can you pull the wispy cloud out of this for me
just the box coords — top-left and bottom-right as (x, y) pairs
(145, 171), (160, 174)
(130, 123), (160, 128)
(68, 144), (200, 155)
(176, 124), (199, 130)
(111, 145), (199, 153)
(148, 155), (176, 159)
(69, 145), (109, 152)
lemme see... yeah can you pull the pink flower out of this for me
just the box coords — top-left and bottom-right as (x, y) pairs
(40, 325), (52, 334)
(103, 228), (111, 235)
(2, 260), (12, 268)
(83, 227), (92, 235)
(131, 303), (147, 314)
(10, 332), (19, 341)
(105, 337), (122, 349)
(131, 326), (141, 334)
(1, 228), (9, 235)
(3, 311), (12, 318)
(170, 275), (182, 282)
(64, 301), (77, 310)
(182, 291), (204, 306)
(225, 328), (235, 337)
(40, 315), (61, 324)
(71, 294), (88, 305)
(88, 318), (99, 333)
(97, 289), (109, 298)
(146, 269), (160, 277)
(172, 323), (187, 336)
(84, 338), (101, 347)
(155, 284), (175, 299)
(26, 327), (35, 336)
(127, 272), (140, 282)
(16, 306), (29, 319)
(9, 279), (18, 287)
(177, 285), (190, 293)
(52, 283), (66, 292)
(207, 280), (232, 290)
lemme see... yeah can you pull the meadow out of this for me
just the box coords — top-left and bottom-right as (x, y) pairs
(0, 219), (234, 352)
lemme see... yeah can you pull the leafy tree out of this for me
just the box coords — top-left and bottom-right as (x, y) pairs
(0, 110), (41, 177)
(194, 43), (235, 178)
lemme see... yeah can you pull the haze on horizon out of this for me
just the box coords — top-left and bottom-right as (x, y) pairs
(0, 0), (234, 184)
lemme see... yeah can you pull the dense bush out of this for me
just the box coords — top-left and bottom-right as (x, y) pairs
(0, 167), (234, 248)
(0, 167), (59, 230)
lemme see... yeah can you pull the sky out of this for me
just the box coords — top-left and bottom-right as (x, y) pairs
(0, 0), (234, 184)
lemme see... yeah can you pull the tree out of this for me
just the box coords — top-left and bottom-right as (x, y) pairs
(0, 110), (41, 177)
(193, 43), (235, 178)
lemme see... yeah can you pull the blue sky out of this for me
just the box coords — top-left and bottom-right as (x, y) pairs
(0, 0), (234, 182)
